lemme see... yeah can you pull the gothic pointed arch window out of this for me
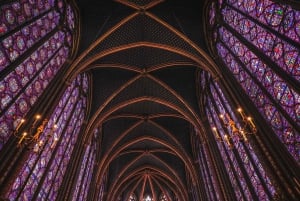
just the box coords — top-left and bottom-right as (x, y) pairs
(97, 170), (108, 201)
(199, 71), (276, 200)
(206, 0), (300, 163)
(5, 72), (88, 200)
(128, 193), (137, 201)
(0, 0), (78, 151)
(72, 131), (97, 201)
(143, 195), (153, 201)
(159, 193), (169, 201)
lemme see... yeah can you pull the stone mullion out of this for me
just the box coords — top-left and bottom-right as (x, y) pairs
(196, 70), (230, 201)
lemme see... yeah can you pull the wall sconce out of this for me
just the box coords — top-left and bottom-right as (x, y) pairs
(14, 114), (58, 152)
(212, 107), (257, 149)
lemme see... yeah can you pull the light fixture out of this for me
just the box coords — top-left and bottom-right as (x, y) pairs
(14, 114), (58, 152)
(212, 107), (257, 149)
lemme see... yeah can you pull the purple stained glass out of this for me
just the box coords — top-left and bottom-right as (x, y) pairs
(221, 6), (300, 81)
(78, 145), (95, 201)
(212, 82), (276, 196)
(216, 41), (300, 162)
(206, 104), (245, 200)
(0, 0), (55, 36)
(1, 10), (60, 64)
(73, 145), (91, 199)
(6, 73), (88, 200)
(228, 0), (300, 43)
(67, 5), (75, 30)
(0, 44), (69, 150)
(209, 3), (216, 26)
(73, 127), (97, 200)
(218, 27), (300, 125)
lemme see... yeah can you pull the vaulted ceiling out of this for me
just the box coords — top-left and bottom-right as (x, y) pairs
(72, 0), (216, 200)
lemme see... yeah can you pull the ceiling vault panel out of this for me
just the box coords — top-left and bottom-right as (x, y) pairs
(74, 0), (207, 199)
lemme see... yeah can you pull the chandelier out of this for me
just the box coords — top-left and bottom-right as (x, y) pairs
(212, 107), (257, 149)
(14, 114), (58, 152)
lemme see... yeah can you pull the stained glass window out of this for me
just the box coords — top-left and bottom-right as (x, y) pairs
(143, 195), (153, 201)
(207, 0), (300, 163)
(97, 171), (108, 201)
(0, 0), (77, 151)
(5, 73), (88, 201)
(128, 193), (137, 201)
(72, 129), (97, 201)
(159, 193), (169, 201)
(202, 74), (275, 200)
(194, 135), (221, 201)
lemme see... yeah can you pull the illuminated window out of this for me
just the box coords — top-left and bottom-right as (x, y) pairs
(143, 195), (153, 201)
(0, 0), (77, 151)
(201, 73), (275, 200)
(128, 193), (137, 201)
(207, 0), (300, 163)
(6, 73), (88, 200)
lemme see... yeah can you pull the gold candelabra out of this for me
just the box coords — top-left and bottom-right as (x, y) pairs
(212, 107), (257, 148)
(14, 114), (58, 152)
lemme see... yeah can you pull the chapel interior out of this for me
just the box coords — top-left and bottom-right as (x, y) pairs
(0, 0), (300, 200)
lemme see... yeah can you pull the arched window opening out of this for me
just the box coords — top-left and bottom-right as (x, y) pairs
(143, 195), (153, 201)
(128, 193), (137, 201)
(159, 193), (170, 201)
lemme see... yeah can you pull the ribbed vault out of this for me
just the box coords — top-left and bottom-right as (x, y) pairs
(68, 0), (210, 199)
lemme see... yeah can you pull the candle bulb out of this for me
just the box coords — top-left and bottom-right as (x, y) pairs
(49, 124), (58, 137)
(51, 137), (59, 149)
(247, 117), (256, 129)
(237, 107), (245, 119)
(212, 127), (221, 140)
(32, 114), (41, 126)
(240, 130), (248, 142)
(18, 132), (27, 147)
(224, 134), (233, 149)
(33, 144), (39, 152)
(16, 118), (25, 132)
